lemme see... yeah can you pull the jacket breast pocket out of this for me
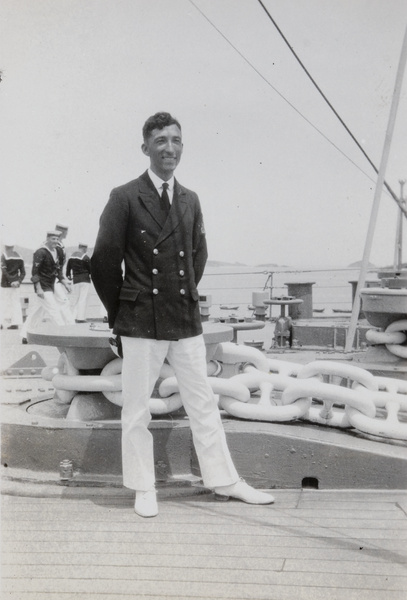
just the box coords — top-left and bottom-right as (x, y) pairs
(119, 287), (140, 302)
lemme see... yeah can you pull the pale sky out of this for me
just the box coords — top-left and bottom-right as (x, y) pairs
(1, 0), (406, 268)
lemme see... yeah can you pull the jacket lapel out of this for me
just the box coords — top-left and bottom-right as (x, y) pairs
(138, 172), (168, 229)
(138, 172), (188, 244)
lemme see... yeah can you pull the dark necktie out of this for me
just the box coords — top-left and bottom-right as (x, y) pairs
(160, 182), (171, 214)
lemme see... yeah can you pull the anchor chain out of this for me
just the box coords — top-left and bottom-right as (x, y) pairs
(42, 348), (407, 440)
(216, 359), (407, 441)
(366, 319), (407, 359)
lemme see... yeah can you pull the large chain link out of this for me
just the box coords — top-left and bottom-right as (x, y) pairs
(366, 319), (407, 359)
(216, 359), (407, 442)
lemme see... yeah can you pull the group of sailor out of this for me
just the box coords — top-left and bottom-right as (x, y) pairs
(1, 225), (92, 342)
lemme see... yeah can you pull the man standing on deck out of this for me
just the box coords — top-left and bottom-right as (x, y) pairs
(21, 231), (72, 342)
(91, 112), (274, 517)
(66, 243), (91, 323)
(1, 240), (25, 329)
(54, 223), (74, 324)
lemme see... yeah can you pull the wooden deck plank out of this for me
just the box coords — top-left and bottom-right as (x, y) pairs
(283, 558), (407, 575)
(296, 498), (407, 506)
(3, 528), (406, 545)
(3, 562), (407, 585)
(3, 489), (404, 505)
(4, 504), (404, 522)
(3, 500), (403, 517)
(2, 554), (286, 571)
(3, 544), (405, 561)
(1, 590), (406, 600)
(3, 497), (405, 518)
(2, 496), (405, 516)
(2, 508), (402, 521)
(3, 552), (406, 573)
(297, 493), (407, 504)
(3, 516), (405, 533)
(2, 574), (407, 596)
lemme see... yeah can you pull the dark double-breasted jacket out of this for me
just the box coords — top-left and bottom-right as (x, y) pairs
(91, 171), (208, 340)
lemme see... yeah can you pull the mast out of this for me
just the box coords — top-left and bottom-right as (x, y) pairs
(394, 179), (406, 270)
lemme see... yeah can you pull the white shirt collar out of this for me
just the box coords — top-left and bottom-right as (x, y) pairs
(148, 169), (174, 195)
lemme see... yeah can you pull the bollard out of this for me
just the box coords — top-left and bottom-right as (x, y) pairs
(251, 291), (269, 321)
(199, 294), (212, 322)
(59, 459), (74, 481)
(285, 282), (315, 319)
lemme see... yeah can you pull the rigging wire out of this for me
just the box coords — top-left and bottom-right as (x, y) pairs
(188, 0), (406, 217)
(257, 0), (405, 216)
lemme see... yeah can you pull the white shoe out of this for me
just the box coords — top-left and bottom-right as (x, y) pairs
(134, 488), (158, 517)
(214, 479), (274, 505)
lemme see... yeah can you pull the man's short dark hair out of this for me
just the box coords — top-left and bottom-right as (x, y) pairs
(142, 112), (181, 141)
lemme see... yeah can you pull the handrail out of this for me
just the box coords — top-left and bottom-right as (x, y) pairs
(200, 266), (380, 318)
(18, 266), (381, 321)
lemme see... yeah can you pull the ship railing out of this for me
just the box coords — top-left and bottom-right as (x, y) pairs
(199, 266), (380, 320)
(18, 266), (380, 322)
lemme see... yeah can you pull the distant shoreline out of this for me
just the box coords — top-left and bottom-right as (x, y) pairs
(9, 246), (404, 271)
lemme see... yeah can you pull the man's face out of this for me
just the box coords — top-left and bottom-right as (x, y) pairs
(142, 124), (183, 180)
(46, 235), (60, 249)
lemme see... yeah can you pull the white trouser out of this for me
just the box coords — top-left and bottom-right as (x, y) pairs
(1, 286), (23, 326)
(54, 281), (75, 324)
(70, 282), (90, 320)
(21, 291), (66, 337)
(121, 335), (239, 491)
